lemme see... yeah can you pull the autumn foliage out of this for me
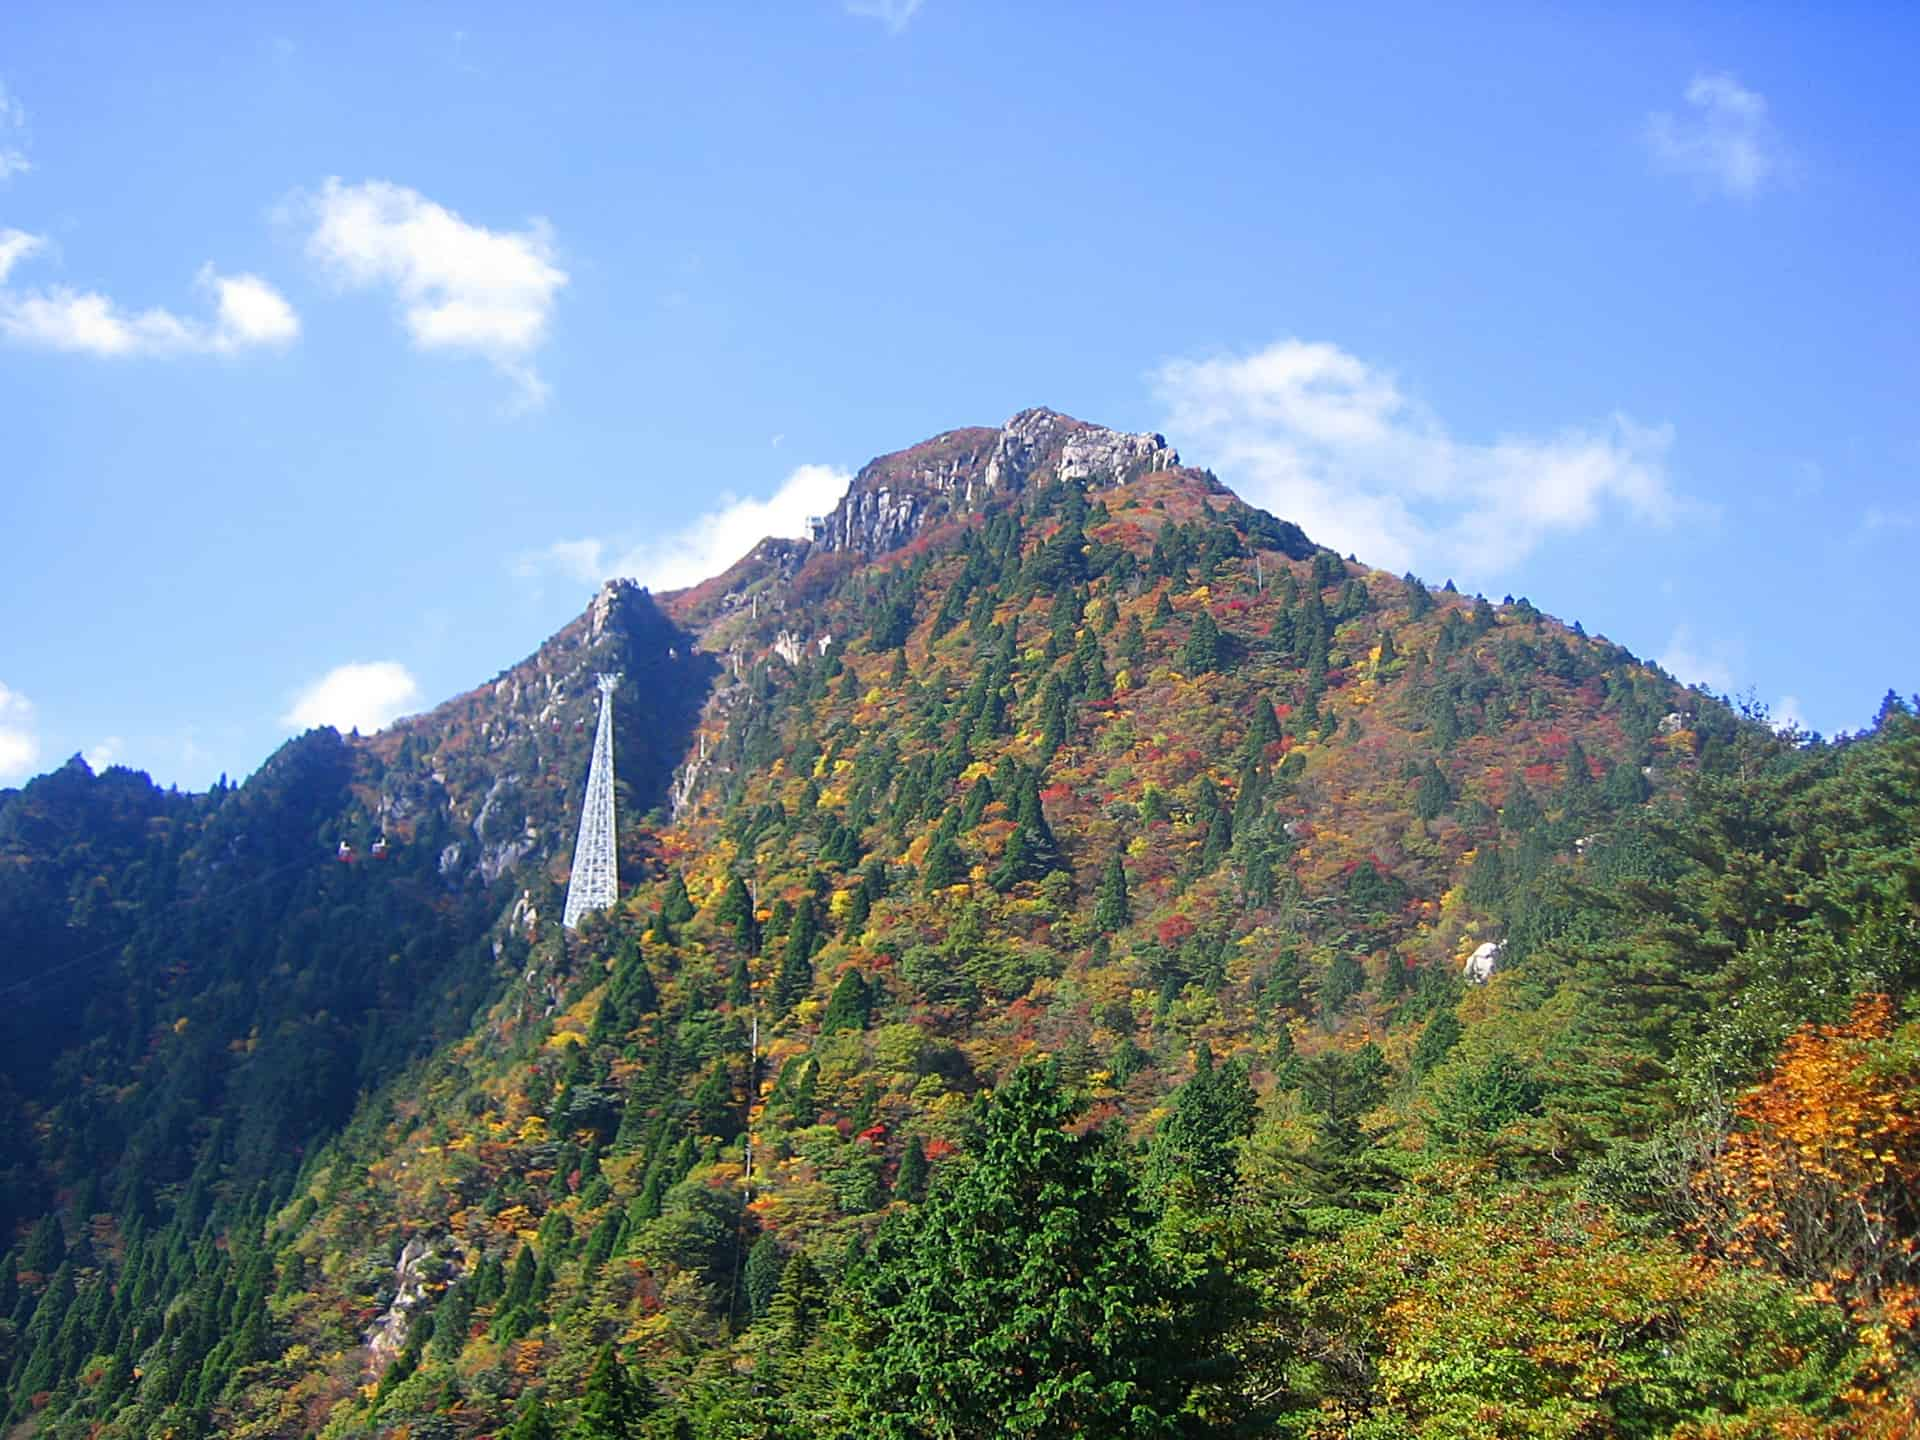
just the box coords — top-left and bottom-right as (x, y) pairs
(1692, 994), (1920, 1415)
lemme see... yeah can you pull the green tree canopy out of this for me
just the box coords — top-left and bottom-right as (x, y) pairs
(840, 1063), (1194, 1437)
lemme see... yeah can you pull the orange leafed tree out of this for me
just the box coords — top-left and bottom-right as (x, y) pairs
(1692, 993), (1920, 1413)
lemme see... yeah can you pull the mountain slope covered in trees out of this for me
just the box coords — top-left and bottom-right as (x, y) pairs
(2, 409), (1916, 1439)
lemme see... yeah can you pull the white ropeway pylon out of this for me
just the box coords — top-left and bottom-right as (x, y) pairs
(563, 673), (621, 929)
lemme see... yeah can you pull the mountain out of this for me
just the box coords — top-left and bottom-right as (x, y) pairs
(2, 409), (1916, 1439)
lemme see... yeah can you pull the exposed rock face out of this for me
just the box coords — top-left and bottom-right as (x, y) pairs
(809, 408), (1179, 556)
(983, 407), (1178, 494)
(1464, 940), (1504, 984)
(812, 483), (925, 556)
(365, 578), (715, 898)
(364, 1236), (449, 1376)
(587, 578), (634, 639)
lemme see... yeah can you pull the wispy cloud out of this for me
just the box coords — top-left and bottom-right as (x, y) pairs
(1152, 338), (1676, 579)
(0, 681), (40, 782)
(845, 0), (924, 34)
(519, 462), (852, 594)
(1646, 72), (1786, 199)
(0, 227), (41, 283)
(296, 177), (567, 408)
(0, 242), (299, 356)
(283, 661), (423, 735)
(0, 80), (30, 183)
(83, 736), (124, 770)
(1858, 504), (1916, 538)
(1657, 625), (1739, 696)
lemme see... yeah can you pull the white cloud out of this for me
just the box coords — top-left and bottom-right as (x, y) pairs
(0, 79), (29, 183)
(298, 177), (567, 407)
(845, 0), (924, 33)
(0, 241), (299, 356)
(1657, 625), (1738, 696)
(84, 736), (124, 770)
(519, 462), (852, 593)
(0, 682), (40, 782)
(1772, 695), (1807, 734)
(201, 265), (300, 347)
(283, 662), (422, 735)
(1153, 338), (1676, 578)
(0, 227), (41, 282)
(1646, 72), (1785, 199)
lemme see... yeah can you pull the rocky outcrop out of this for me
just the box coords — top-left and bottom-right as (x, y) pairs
(364, 578), (715, 903)
(811, 483), (926, 555)
(809, 408), (1179, 556)
(1464, 940), (1504, 984)
(983, 407), (1178, 494)
(364, 1236), (451, 1377)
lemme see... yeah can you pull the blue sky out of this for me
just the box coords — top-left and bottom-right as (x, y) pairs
(2, 2), (1915, 788)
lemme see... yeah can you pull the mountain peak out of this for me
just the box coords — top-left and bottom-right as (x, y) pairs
(807, 407), (1180, 556)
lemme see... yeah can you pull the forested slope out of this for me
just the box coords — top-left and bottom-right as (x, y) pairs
(2, 412), (1915, 1438)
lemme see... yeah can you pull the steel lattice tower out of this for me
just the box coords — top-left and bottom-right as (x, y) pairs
(563, 674), (621, 929)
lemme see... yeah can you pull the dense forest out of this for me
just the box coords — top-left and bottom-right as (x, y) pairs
(1, 415), (1914, 1438)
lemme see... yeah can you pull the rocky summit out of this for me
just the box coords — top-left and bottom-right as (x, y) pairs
(807, 408), (1179, 554)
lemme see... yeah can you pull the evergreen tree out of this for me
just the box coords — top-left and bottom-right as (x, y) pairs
(1463, 841), (1508, 908)
(893, 1136), (928, 1202)
(1039, 675), (1072, 758)
(744, 1234), (785, 1320)
(1503, 776), (1543, 832)
(661, 871), (695, 924)
(961, 775), (994, 828)
(845, 883), (872, 933)
(1146, 1045), (1257, 1201)
(821, 971), (872, 1034)
(715, 874), (759, 953)
(1601, 759), (1651, 809)
(1261, 950), (1305, 1018)
(1300, 1043), (1390, 1163)
(571, 1345), (647, 1438)
(1319, 951), (1366, 1021)
(592, 946), (659, 1044)
(990, 767), (1065, 891)
(505, 1244), (538, 1312)
(841, 1065), (1197, 1436)
(1182, 608), (1223, 673)
(773, 902), (818, 1017)
(921, 831), (967, 894)
(1426, 1052), (1544, 1151)
(1094, 849), (1131, 931)
(1411, 1010), (1462, 1080)
(21, 1215), (63, 1276)
(768, 1250), (829, 1353)
(1070, 626), (1109, 699)
(1404, 572), (1432, 619)
(507, 1393), (556, 1440)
